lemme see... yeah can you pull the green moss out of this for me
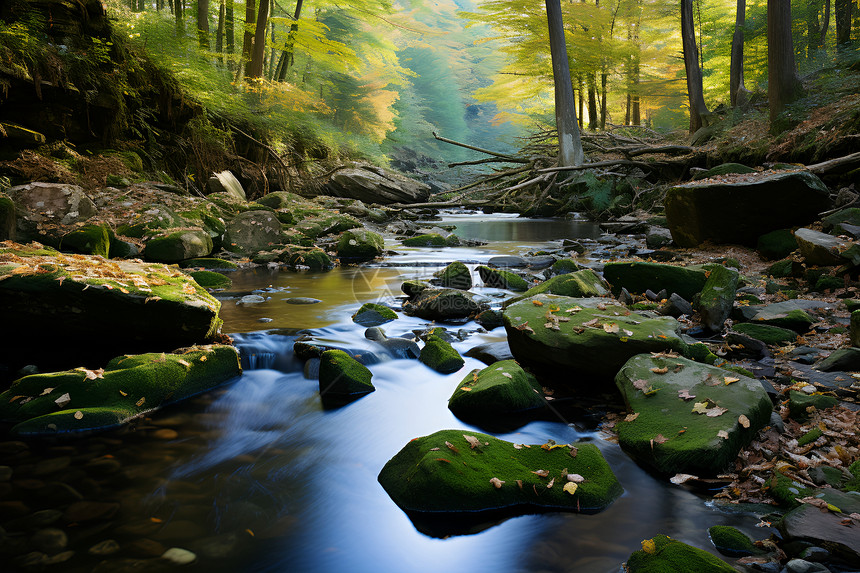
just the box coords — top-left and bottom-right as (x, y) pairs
(420, 335), (465, 374)
(352, 303), (397, 327)
(615, 354), (772, 476)
(255, 191), (310, 210)
(845, 460), (860, 492)
(732, 323), (797, 345)
(206, 192), (249, 214)
(503, 295), (688, 380)
(281, 247), (333, 269)
(448, 360), (544, 420)
(296, 213), (361, 239)
(177, 203), (227, 242)
(337, 228), (384, 262)
(402, 233), (448, 247)
(318, 349), (374, 400)
(179, 258), (238, 270)
(434, 261), (472, 290)
(378, 430), (622, 514)
(697, 265), (738, 331)
(143, 228), (213, 263)
(0, 346), (240, 436)
(687, 342), (719, 365)
(404, 288), (485, 320)
(721, 365), (755, 378)
(788, 391), (838, 420)
(766, 259), (799, 278)
(116, 204), (184, 238)
(814, 274), (843, 292)
(757, 229), (797, 261)
(189, 270), (232, 289)
(477, 266), (529, 291)
(737, 294), (763, 305)
(769, 473), (814, 508)
(60, 223), (113, 258)
(523, 269), (609, 298)
(626, 534), (735, 572)
(797, 427), (823, 447)
(707, 526), (761, 557)
(602, 261), (708, 300)
(550, 259), (581, 275)
(630, 302), (660, 311)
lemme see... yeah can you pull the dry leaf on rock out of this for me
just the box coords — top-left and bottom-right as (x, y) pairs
(738, 414), (751, 428)
(625, 412), (640, 422)
(651, 367), (669, 374)
(670, 473), (699, 485)
(567, 473), (585, 483)
(490, 477), (505, 489)
(563, 482), (578, 495)
(724, 376), (740, 385)
(531, 469), (549, 478)
(718, 430), (730, 439)
(463, 434), (481, 449)
(678, 389), (696, 401)
(603, 322), (619, 334)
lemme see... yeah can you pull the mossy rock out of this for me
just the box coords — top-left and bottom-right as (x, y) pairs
(687, 342), (719, 365)
(419, 335), (465, 374)
(280, 247), (333, 269)
(297, 214), (361, 239)
(0, 192), (16, 241)
(822, 207), (860, 234)
(401, 279), (430, 298)
(788, 390), (838, 419)
(767, 259), (802, 278)
(814, 274), (844, 292)
(404, 288), (486, 320)
(523, 269), (610, 298)
(352, 303), (397, 327)
(731, 323), (797, 345)
(697, 264), (738, 332)
(707, 525), (761, 557)
(769, 473), (815, 508)
(549, 259), (582, 275)
(757, 229), (797, 261)
(222, 210), (285, 255)
(448, 360), (544, 422)
(378, 430), (623, 515)
(0, 243), (223, 371)
(60, 223), (113, 258)
(179, 258), (238, 270)
(615, 354), (772, 476)
(851, 310), (860, 347)
(602, 261), (708, 300)
(116, 204), (184, 239)
(797, 427), (823, 447)
(402, 233), (449, 247)
(105, 150), (144, 172)
(503, 295), (688, 380)
(254, 191), (310, 210)
(0, 346), (240, 436)
(626, 534), (735, 573)
(691, 163), (757, 181)
(177, 202), (227, 244)
(143, 228), (213, 263)
(433, 261), (472, 290)
(205, 192), (249, 214)
(318, 350), (374, 401)
(336, 228), (384, 262)
(475, 309), (505, 330)
(189, 270), (232, 290)
(477, 266), (529, 291)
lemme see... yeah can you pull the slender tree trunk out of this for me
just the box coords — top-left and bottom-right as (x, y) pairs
(198, 0), (210, 50)
(546, 0), (584, 167)
(577, 76), (584, 130)
(226, 0), (234, 54)
(600, 70), (608, 130)
(175, 0), (184, 32)
(730, 0), (751, 106)
(248, 0), (270, 79)
(269, 22), (276, 80)
(681, 0), (710, 132)
(835, 0), (853, 49)
(768, 0), (804, 131)
(807, 0), (821, 58)
(243, 0), (256, 76)
(587, 73), (598, 130)
(820, 0), (831, 47)
(216, 0), (225, 57)
(275, 0), (304, 81)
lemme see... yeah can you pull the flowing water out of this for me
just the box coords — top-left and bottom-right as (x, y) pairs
(14, 214), (774, 572)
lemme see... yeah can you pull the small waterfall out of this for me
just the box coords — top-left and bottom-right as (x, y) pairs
(232, 332), (303, 372)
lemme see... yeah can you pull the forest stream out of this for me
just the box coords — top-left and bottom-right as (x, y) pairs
(1, 213), (775, 573)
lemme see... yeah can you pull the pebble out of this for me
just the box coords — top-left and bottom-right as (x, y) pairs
(125, 538), (166, 557)
(30, 528), (68, 554)
(161, 547), (197, 565)
(284, 297), (322, 304)
(238, 295), (266, 304)
(7, 509), (62, 531)
(0, 465), (13, 481)
(63, 501), (119, 523)
(88, 539), (121, 556)
(151, 429), (178, 440)
(782, 558), (832, 573)
(258, 317), (273, 322)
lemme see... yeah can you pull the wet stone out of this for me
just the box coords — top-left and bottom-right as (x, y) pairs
(7, 509), (62, 531)
(0, 441), (29, 455)
(63, 501), (119, 523)
(0, 466), (12, 481)
(88, 539), (121, 556)
(161, 547), (197, 565)
(151, 429), (178, 441)
(85, 457), (123, 475)
(29, 528), (68, 554)
(125, 538), (167, 558)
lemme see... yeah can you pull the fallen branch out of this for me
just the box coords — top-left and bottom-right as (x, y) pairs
(605, 144), (694, 158)
(432, 131), (519, 160)
(449, 156), (531, 167)
(536, 159), (655, 173)
(807, 151), (860, 176)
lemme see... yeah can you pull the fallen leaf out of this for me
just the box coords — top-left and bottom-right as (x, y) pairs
(650, 367), (669, 374)
(569, 446), (578, 458)
(641, 539), (656, 554)
(724, 376), (740, 385)
(547, 477), (555, 489)
(40, 387), (54, 396)
(119, 390), (127, 396)
(55, 393), (71, 408)
(678, 389), (696, 401)
(603, 322), (619, 334)
(463, 435), (481, 449)
(501, 372), (513, 379)
(567, 473), (585, 483)
(73, 411), (83, 420)
(583, 318), (599, 327)
(80, 367), (104, 380)
(718, 430), (729, 439)
(445, 441), (459, 453)
(532, 469), (550, 478)
(513, 443), (524, 449)
(563, 482), (578, 495)
(625, 412), (640, 422)
(136, 397), (146, 407)
(670, 473), (699, 485)
(430, 447), (440, 451)
(633, 379), (649, 391)
(566, 306), (583, 314)
(461, 387), (472, 391)
(532, 300), (544, 306)
(516, 479), (523, 489)
(623, 329), (634, 337)
(738, 414), (751, 428)
(706, 406), (728, 417)
(653, 434), (668, 444)
(490, 477), (505, 489)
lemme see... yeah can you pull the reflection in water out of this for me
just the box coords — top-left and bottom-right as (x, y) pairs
(140, 215), (767, 572)
(440, 213), (602, 243)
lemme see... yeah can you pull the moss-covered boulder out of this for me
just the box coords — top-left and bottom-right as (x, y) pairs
(0, 345), (240, 436)
(795, 227), (851, 267)
(419, 335), (465, 374)
(757, 229), (797, 260)
(788, 390), (838, 419)
(280, 246), (334, 269)
(337, 228), (384, 262)
(523, 269), (610, 298)
(189, 270), (232, 290)
(691, 163), (757, 181)
(448, 360), (544, 423)
(222, 210), (284, 255)
(602, 261), (708, 300)
(402, 233), (450, 247)
(503, 295), (688, 380)
(7, 182), (98, 242)
(615, 354), (772, 476)
(735, 301), (817, 332)
(205, 191), (249, 215)
(177, 202), (227, 247)
(143, 228), (213, 263)
(433, 261), (472, 290)
(777, 489), (860, 564)
(697, 265), (738, 332)
(548, 259), (582, 276)
(731, 323), (797, 345)
(116, 203), (185, 238)
(0, 242), (223, 372)
(477, 265), (529, 291)
(401, 279), (430, 298)
(352, 303), (397, 327)
(378, 430), (622, 515)
(60, 223), (113, 258)
(403, 288), (487, 320)
(625, 535), (735, 573)
(0, 192), (16, 241)
(254, 191), (309, 210)
(296, 213), (362, 239)
(665, 170), (832, 247)
(318, 349), (375, 402)
(179, 257), (238, 270)
(707, 525), (762, 557)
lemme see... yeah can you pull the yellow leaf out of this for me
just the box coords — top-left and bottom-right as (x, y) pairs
(563, 482), (578, 495)
(136, 397), (146, 407)
(625, 412), (640, 422)
(724, 376), (740, 385)
(532, 300), (544, 306)
(603, 322), (619, 334)
(738, 414), (750, 428)
(119, 390), (127, 396)
(641, 539), (656, 554)
(651, 367), (669, 374)
(461, 387), (472, 391)
(73, 411), (83, 420)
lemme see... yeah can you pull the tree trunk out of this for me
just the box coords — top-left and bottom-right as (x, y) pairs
(730, 0), (751, 106)
(768, 0), (804, 131)
(587, 73), (598, 130)
(175, 0), (184, 32)
(681, 0), (710, 132)
(248, 0), (270, 79)
(216, 0), (225, 56)
(835, 0), (853, 49)
(820, 0), (831, 47)
(546, 0), (584, 167)
(197, 0), (210, 50)
(226, 0), (234, 54)
(242, 0), (256, 76)
(276, 0), (304, 82)
(577, 75), (584, 130)
(600, 70), (608, 130)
